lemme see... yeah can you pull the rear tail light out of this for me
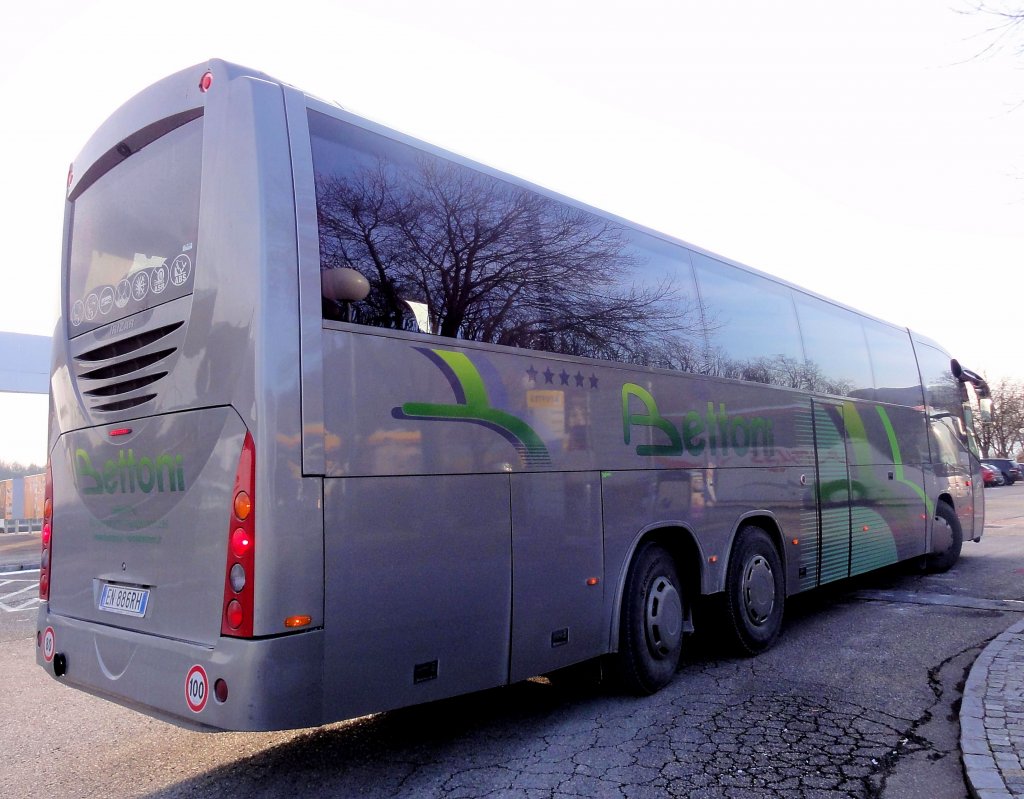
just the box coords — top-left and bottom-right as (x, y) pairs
(221, 432), (255, 637)
(39, 463), (53, 600)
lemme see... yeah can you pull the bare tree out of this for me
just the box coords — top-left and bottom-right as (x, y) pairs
(984, 378), (1024, 457)
(317, 155), (705, 365)
(962, 2), (1024, 59)
(0, 460), (44, 479)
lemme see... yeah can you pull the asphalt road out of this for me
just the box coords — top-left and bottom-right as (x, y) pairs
(3, 488), (1023, 799)
(0, 531), (39, 572)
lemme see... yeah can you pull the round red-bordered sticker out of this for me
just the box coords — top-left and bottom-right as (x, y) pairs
(185, 664), (209, 713)
(42, 627), (56, 663)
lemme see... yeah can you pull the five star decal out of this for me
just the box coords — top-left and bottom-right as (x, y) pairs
(526, 364), (598, 389)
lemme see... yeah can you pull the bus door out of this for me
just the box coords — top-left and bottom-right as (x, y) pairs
(811, 399), (852, 585)
(846, 403), (928, 572)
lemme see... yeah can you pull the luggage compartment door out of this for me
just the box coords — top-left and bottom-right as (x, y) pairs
(322, 473), (511, 720)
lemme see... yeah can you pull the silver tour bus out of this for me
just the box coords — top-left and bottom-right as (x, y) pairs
(38, 60), (990, 731)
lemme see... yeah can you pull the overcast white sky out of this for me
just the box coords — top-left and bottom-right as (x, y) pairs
(1, 0), (1021, 466)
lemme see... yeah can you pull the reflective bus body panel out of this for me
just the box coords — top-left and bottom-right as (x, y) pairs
(38, 60), (982, 731)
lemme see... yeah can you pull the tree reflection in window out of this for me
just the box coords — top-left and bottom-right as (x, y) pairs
(702, 351), (855, 396)
(310, 111), (934, 401)
(315, 142), (703, 366)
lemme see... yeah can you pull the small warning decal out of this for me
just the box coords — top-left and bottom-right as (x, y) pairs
(42, 627), (56, 663)
(185, 664), (209, 713)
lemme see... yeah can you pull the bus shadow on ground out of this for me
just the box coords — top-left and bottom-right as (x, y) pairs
(144, 675), (616, 799)
(685, 557), (925, 660)
(141, 560), (937, 799)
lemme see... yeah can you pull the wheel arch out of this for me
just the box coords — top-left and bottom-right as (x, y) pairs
(608, 524), (703, 652)
(721, 512), (790, 594)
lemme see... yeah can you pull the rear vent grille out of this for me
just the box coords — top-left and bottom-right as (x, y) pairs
(92, 395), (159, 413)
(79, 349), (175, 381)
(76, 322), (183, 362)
(82, 372), (167, 397)
(73, 320), (185, 415)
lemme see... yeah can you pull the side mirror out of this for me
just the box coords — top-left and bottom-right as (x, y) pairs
(951, 358), (991, 399)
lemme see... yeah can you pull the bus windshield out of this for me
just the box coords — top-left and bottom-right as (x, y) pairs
(67, 116), (203, 337)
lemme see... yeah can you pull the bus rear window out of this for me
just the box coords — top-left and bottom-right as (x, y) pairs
(67, 116), (202, 337)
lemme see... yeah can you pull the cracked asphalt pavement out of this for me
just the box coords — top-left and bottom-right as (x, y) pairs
(5, 490), (1023, 799)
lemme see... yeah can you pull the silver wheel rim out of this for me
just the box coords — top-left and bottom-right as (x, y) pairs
(644, 574), (683, 659)
(742, 555), (775, 626)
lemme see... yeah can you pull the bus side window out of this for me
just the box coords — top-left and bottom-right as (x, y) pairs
(863, 320), (923, 407)
(691, 253), (804, 387)
(309, 110), (704, 367)
(792, 293), (873, 398)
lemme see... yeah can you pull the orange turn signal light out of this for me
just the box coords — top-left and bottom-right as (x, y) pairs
(284, 615), (312, 629)
(233, 490), (252, 521)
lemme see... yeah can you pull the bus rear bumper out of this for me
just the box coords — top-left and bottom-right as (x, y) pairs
(35, 610), (325, 732)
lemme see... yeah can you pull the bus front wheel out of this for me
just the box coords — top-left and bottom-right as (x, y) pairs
(615, 542), (685, 695)
(724, 526), (785, 656)
(924, 501), (962, 573)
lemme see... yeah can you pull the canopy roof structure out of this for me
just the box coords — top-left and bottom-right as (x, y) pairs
(0, 332), (50, 394)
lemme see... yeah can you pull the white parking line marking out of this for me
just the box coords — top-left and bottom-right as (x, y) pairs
(0, 598), (39, 612)
(0, 579), (40, 612)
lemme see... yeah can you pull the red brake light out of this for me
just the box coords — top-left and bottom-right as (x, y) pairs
(39, 464), (53, 600)
(231, 528), (251, 559)
(199, 71), (213, 92)
(221, 432), (255, 637)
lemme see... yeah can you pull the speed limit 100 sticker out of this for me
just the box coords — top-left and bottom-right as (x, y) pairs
(42, 627), (55, 663)
(185, 664), (209, 713)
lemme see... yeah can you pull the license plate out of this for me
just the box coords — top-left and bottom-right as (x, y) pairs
(99, 583), (150, 617)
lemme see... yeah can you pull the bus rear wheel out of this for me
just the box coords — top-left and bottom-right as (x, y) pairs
(724, 526), (784, 656)
(615, 542), (685, 695)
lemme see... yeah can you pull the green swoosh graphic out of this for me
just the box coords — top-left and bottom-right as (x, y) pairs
(397, 349), (551, 466)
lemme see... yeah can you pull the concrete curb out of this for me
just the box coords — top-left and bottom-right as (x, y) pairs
(0, 563), (38, 574)
(962, 617), (1024, 798)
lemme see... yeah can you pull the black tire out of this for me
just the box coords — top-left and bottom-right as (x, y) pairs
(924, 501), (962, 573)
(615, 542), (686, 695)
(724, 526), (785, 656)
